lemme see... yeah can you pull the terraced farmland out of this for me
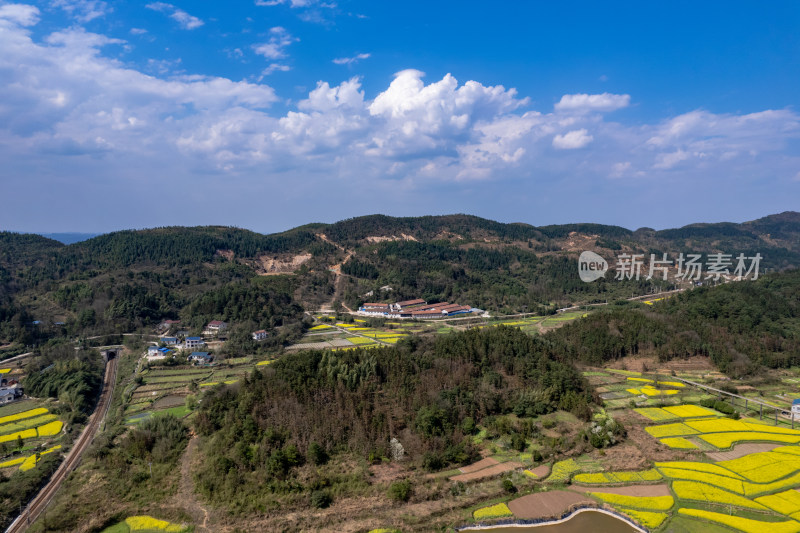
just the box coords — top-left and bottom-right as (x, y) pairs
(0, 406), (64, 473)
(124, 356), (276, 423)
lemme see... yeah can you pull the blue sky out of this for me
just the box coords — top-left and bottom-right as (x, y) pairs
(1, 1), (799, 233)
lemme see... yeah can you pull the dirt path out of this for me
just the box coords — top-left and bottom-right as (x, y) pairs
(177, 436), (210, 532)
(316, 233), (354, 312)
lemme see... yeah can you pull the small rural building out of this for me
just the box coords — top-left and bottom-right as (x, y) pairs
(252, 330), (268, 341)
(188, 352), (213, 365)
(185, 337), (205, 349)
(0, 384), (23, 405)
(391, 299), (426, 311)
(792, 399), (800, 416)
(358, 303), (391, 316)
(361, 303), (390, 311)
(147, 345), (160, 356)
(207, 320), (228, 332)
(161, 337), (178, 346)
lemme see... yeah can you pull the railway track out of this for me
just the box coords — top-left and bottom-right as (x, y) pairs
(6, 356), (119, 533)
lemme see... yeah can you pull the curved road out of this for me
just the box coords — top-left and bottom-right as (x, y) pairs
(5, 356), (118, 533)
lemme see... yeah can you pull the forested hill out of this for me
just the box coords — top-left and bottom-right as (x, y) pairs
(548, 268), (800, 376)
(0, 211), (798, 350)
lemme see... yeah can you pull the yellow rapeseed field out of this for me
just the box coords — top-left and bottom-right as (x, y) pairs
(634, 408), (679, 422)
(645, 423), (699, 438)
(618, 508), (668, 529)
(719, 451), (800, 483)
(657, 468), (745, 494)
(0, 427), (37, 444)
(19, 444), (61, 472)
(0, 456), (25, 468)
(678, 508), (800, 533)
(473, 502), (513, 519)
(662, 405), (717, 418)
(36, 420), (63, 437)
(657, 381), (685, 388)
(671, 480), (767, 510)
(0, 407), (49, 426)
(756, 489), (800, 518)
(660, 437), (698, 449)
(548, 458), (580, 482)
(125, 515), (187, 532)
(655, 461), (744, 479)
(589, 492), (674, 511)
(573, 469), (661, 484)
(700, 431), (800, 449)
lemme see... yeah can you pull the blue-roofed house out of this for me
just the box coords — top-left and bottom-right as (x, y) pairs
(188, 352), (212, 365)
(185, 337), (205, 349)
(162, 337), (178, 346)
(147, 345), (172, 361)
(792, 399), (800, 416)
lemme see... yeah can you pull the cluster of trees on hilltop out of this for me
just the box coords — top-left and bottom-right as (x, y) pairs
(192, 326), (592, 511)
(184, 276), (304, 331)
(549, 269), (800, 376)
(321, 214), (545, 245)
(339, 241), (662, 312)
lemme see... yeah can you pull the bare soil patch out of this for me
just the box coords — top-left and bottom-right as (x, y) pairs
(369, 461), (406, 484)
(706, 443), (780, 461)
(607, 355), (659, 373)
(450, 461), (523, 483)
(656, 355), (717, 373)
(256, 253), (311, 275)
(507, 491), (595, 520)
(458, 457), (499, 474)
(528, 464), (551, 479)
(609, 409), (693, 465)
(569, 484), (671, 497)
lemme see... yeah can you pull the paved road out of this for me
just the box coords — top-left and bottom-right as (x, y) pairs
(5, 356), (119, 533)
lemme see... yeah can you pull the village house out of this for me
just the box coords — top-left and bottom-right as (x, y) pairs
(0, 383), (23, 405)
(161, 337), (178, 346)
(188, 352), (213, 365)
(206, 320), (228, 333)
(252, 330), (268, 341)
(147, 346), (172, 361)
(185, 337), (205, 349)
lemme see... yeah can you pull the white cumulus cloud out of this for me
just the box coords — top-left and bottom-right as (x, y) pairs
(145, 2), (203, 30)
(51, 0), (110, 22)
(0, 9), (799, 200)
(0, 3), (39, 26)
(333, 53), (370, 65)
(253, 27), (296, 59)
(553, 129), (593, 149)
(555, 92), (630, 113)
